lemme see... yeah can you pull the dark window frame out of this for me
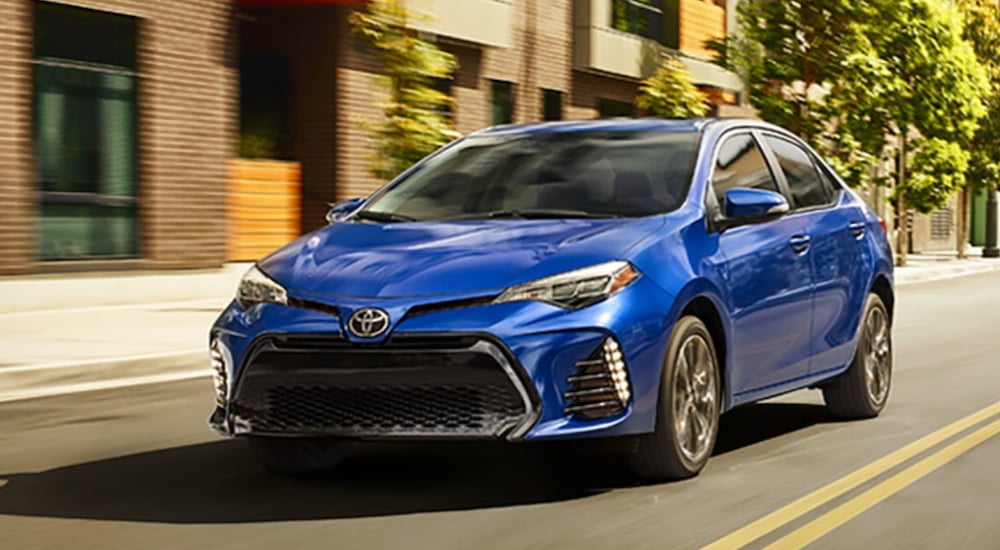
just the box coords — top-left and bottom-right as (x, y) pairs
(490, 80), (514, 125)
(33, 1), (141, 260)
(541, 89), (562, 121)
(611, 0), (666, 44)
(597, 98), (635, 118)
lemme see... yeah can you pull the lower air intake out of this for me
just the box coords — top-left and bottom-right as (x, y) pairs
(564, 337), (631, 419)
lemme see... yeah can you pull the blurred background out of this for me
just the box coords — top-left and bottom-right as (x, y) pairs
(0, 0), (753, 276)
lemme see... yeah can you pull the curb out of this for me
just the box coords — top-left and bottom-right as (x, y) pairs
(895, 262), (1000, 286)
(0, 350), (208, 403)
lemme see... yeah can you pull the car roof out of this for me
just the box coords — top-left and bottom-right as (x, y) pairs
(471, 117), (777, 136)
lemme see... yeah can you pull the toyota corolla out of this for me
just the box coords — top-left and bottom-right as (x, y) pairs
(209, 118), (894, 481)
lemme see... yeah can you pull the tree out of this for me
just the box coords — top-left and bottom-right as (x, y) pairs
(708, 0), (893, 189)
(957, 0), (1000, 258)
(636, 57), (709, 118)
(867, 0), (989, 265)
(349, 0), (458, 180)
(712, 0), (989, 266)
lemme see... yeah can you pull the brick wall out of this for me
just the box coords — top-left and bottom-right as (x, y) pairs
(0, 0), (235, 273)
(0, 0), (32, 274)
(333, 9), (387, 204)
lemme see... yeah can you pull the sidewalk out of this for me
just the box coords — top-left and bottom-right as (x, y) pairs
(0, 264), (249, 402)
(1, 253), (999, 403)
(893, 246), (1000, 285)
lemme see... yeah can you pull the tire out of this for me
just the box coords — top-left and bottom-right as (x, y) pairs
(247, 436), (350, 476)
(823, 293), (892, 419)
(629, 316), (721, 481)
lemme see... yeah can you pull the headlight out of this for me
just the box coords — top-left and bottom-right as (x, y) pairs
(236, 265), (287, 308)
(494, 261), (640, 309)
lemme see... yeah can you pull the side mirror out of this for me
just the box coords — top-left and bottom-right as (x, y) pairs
(724, 188), (789, 221)
(325, 197), (366, 224)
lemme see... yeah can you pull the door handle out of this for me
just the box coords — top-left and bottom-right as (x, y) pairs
(848, 221), (866, 238)
(789, 235), (811, 254)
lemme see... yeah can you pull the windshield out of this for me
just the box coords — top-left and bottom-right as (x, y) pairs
(358, 130), (700, 222)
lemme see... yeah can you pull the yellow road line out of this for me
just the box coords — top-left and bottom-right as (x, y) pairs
(763, 416), (1000, 550)
(699, 400), (1000, 550)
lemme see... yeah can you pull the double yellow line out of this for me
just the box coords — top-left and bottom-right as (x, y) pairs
(701, 400), (1000, 550)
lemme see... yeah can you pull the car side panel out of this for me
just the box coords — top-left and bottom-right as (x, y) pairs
(713, 215), (815, 394)
(805, 192), (873, 374)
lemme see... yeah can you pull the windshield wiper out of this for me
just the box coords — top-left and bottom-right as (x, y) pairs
(441, 209), (622, 221)
(352, 210), (418, 223)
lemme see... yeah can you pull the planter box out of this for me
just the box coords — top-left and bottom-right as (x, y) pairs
(227, 159), (301, 262)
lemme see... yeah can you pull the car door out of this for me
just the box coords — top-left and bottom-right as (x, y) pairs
(707, 132), (815, 396)
(759, 133), (870, 375)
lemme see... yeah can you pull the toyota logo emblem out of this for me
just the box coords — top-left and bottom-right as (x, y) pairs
(347, 308), (390, 338)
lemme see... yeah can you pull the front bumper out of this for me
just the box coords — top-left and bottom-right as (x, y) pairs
(209, 276), (675, 441)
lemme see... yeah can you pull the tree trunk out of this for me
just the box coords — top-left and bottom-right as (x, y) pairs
(895, 136), (908, 267)
(957, 187), (969, 260)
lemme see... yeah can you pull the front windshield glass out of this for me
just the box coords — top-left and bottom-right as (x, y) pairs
(358, 130), (700, 221)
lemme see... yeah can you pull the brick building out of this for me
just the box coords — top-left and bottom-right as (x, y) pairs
(0, 0), (235, 274)
(0, 0), (742, 274)
(240, 0), (745, 234)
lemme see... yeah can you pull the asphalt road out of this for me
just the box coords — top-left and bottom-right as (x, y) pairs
(2, 271), (1000, 550)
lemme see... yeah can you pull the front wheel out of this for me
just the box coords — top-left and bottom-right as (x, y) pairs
(247, 436), (350, 476)
(629, 316), (721, 481)
(823, 293), (892, 419)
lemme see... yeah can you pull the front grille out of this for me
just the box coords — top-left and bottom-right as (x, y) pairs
(256, 383), (523, 435)
(230, 335), (533, 438)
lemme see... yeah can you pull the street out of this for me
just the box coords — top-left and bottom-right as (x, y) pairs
(1, 271), (999, 550)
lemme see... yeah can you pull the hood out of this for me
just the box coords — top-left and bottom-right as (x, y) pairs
(257, 217), (665, 299)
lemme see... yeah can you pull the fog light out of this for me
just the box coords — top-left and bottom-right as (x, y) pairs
(564, 336), (632, 418)
(210, 338), (229, 406)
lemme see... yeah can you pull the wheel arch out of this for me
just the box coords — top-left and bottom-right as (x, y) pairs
(666, 280), (733, 411)
(870, 273), (894, 323)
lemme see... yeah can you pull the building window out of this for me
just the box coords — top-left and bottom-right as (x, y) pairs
(34, 2), (139, 260)
(430, 76), (454, 120)
(542, 89), (562, 121)
(611, 0), (665, 43)
(491, 80), (514, 125)
(597, 98), (635, 118)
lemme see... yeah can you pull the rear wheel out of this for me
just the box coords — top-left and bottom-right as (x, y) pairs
(823, 293), (892, 418)
(629, 316), (721, 481)
(247, 436), (350, 476)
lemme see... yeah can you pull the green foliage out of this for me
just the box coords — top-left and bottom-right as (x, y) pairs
(709, 0), (891, 188)
(711, 0), (991, 213)
(239, 118), (280, 159)
(871, 0), (988, 212)
(958, 0), (1000, 193)
(349, 0), (458, 181)
(637, 57), (709, 118)
(905, 138), (971, 213)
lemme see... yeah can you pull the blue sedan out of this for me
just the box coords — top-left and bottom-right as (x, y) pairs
(209, 118), (894, 481)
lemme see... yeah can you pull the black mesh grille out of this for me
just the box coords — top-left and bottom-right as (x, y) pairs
(230, 335), (530, 438)
(251, 383), (523, 435)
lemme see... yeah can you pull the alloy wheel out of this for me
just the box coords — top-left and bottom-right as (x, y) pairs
(672, 334), (719, 465)
(864, 306), (891, 405)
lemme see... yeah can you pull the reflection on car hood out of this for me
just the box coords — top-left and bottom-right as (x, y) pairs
(257, 218), (665, 298)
